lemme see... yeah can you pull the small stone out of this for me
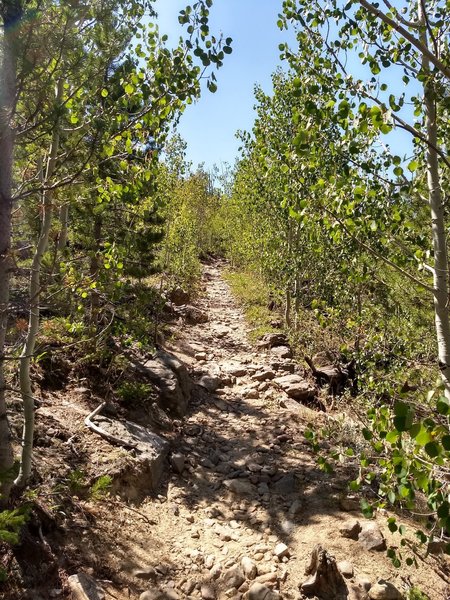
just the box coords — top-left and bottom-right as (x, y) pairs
(74, 387), (89, 394)
(210, 564), (223, 579)
(132, 567), (157, 581)
(199, 375), (222, 392)
(161, 588), (180, 600)
(224, 479), (255, 495)
(248, 582), (278, 600)
(273, 374), (315, 400)
(68, 573), (105, 600)
(340, 495), (360, 512)
(241, 557), (257, 580)
(356, 577), (372, 592)
(247, 462), (262, 473)
(201, 584), (216, 599)
(337, 560), (354, 578)
(222, 566), (245, 589)
(195, 352), (208, 361)
(181, 580), (196, 595)
(170, 453), (186, 474)
(257, 482), (270, 495)
(339, 519), (361, 540)
(270, 346), (292, 359)
(252, 370), (275, 382)
(205, 555), (215, 569)
(368, 580), (403, 600)
(288, 500), (302, 517)
(274, 542), (289, 558)
(239, 581), (250, 594)
(140, 592), (161, 600)
(280, 519), (295, 535)
(223, 363), (247, 377)
(358, 522), (386, 551)
(256, 573), (277, 586)
(272, 474), (296, 495)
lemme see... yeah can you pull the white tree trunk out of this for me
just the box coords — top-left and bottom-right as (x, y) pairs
(14, 80), (64, 487)
(418, 1), (450, 399)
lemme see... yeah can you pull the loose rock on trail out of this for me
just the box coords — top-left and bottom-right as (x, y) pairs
(16, 261), (450, 600)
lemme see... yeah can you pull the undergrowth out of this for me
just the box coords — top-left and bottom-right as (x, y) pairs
(224, 270), (278, 341)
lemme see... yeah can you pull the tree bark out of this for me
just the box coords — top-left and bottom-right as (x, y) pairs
(417, 1), (450, 399)
(57, 203), (70, 252)
(0, 0), (23, 502)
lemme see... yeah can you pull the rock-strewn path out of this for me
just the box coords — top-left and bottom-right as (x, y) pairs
(68, 261), (448, 600)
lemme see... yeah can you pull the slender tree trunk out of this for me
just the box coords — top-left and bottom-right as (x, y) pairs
(57, 203), (70, 252)
(0, 1), (23, 502)
(294, 224), (301, 331)
(418, 1), (450, 399)
(89, 215), (102, 326)
(15, 80), (64, 487)
(285, 221), (293, 327)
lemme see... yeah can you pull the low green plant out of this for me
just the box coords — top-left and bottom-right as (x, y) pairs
(224, 270), (277, 341)
(408, 587), (430, 600)
(66, 469), (86, 495)
(89, 475), (112, 501)
(117, 381), (152, 403)
(0, 507), (28, 545)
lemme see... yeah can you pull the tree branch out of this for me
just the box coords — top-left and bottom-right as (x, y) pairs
(357, 0), (450, 80)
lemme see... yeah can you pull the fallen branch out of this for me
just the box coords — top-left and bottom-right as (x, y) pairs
(84, 403), (137, 449)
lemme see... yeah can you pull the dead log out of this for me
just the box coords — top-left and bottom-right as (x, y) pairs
(304, 355), (356, 396)
(301, 544), (348, 599)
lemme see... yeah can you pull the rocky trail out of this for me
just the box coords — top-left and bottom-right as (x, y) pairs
(9, 261), (450, 600)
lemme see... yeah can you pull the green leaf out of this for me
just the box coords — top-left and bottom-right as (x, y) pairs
(425, 441), (440, 458)
(414, 425), (432, 446)
(362, 428), (373, 441)
(386, 430), (399, 443)
(437, 501), (449, 519)
(388, 521), (398, 533)
(394, 401), (409, 417)
(360, 499), (374, 518)
(437, 397), (450, 415)
(441, 435), (450, 451)
(407, 160), (419, 172)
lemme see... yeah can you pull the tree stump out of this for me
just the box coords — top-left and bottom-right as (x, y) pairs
(300, 544), (348, 599)
(304, 356), (356, 396)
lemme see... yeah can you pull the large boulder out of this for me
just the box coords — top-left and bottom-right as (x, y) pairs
(142, 350), (192, 417)
(273, 374), (316, 402)
(258, 332), (289, 349)
(177, 304), (209, 324)
(92, 415), (169, 496)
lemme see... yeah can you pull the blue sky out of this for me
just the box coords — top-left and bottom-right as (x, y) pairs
(154, 0), (415, 171)
(155, 0), (295, 170)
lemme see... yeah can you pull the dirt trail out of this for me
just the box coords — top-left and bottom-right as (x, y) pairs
(16, 261), (449, 600)
(96, 261), (446, 600)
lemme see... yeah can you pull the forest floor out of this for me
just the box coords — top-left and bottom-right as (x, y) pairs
(3, 260), (450, 600)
